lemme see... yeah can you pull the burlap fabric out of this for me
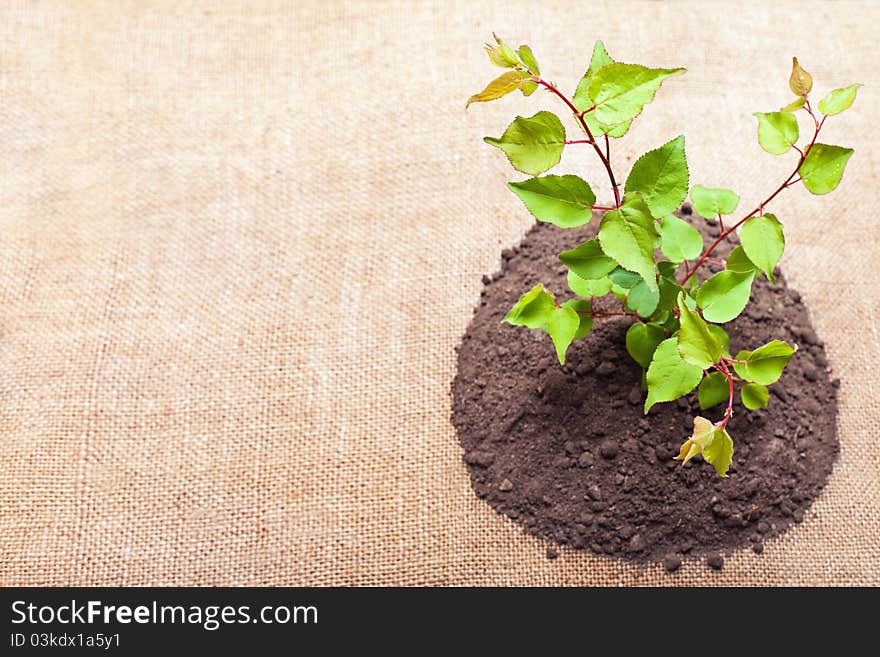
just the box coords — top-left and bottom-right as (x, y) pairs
(0, 1), (877, 586)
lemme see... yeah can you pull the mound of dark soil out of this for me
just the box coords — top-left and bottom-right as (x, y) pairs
(452, 207), (839, 570)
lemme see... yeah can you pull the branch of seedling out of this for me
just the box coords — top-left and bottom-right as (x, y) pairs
(495, 43), (623, 209)
(531, 77), (622, 208)
(526, 55), (827, 294)
(713, 360), (736, 429)
(541, 64), (825, 292)
(469, 37), (858, 477)
(680, 103), (827, 286)
(529, 67), (826, 302)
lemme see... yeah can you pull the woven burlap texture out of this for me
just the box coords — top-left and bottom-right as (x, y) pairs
(1, 1), (877, 586)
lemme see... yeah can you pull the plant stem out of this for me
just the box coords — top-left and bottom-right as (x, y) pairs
(679, 111), (826, 286)
(593, 311), (635, 318)
(565, 139), (593, 145)
(535, 78), (621, 208)
(714, 361), (735, 428)
(572, 308), (638, 320)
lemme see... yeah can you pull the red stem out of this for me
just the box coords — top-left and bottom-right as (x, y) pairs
(535, 78), (621, 208)
(572, 308), (637, 319)
(679, 112), (826, 286)
(565, 139), (593, 145)
(593, 311), (634, 318)
(714, 360), (736, 428)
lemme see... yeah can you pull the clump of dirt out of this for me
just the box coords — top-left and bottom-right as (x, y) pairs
(452, 207), (839, 569)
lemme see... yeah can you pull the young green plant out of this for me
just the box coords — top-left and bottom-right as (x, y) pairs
(469, 35), (858, 476)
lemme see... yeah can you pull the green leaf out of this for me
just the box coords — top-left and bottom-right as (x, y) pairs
(655, 260), (684, 315)
(740, 213), (784, 282)
(651, 309), (671, 325)
(547, 305), (580, 364)
(696, 270), (754, 323)
(567, 270), (612, 298)
(818, 83), (861, 116)
(644, 338), (703, 413)
(674, 416), (734, 477)
(680, 291), (698, 310)
(598, 193), (660, 291)
(503, 284), (555, 329)
(707, 324), (731, 357)
(798, 144), (854, 195)
(610, 282), (628, 301)
(753, 111), (799, 155)
(702, 425), (734, 477)
(588, 63), (685, 127)
(725, 246), (759, 274)
(589, 115), (633, 139)
(572, 41), (634, 138)
(624, 135), (689, 218)
(626, 279), (660, 317)
(518, 74), (538, 96)
(559, 239), (616, 280)
(690, 185), (740, 218)
(626, 322), (667, 368)
(516, 44), (539, 74)
(586, 114), (633, 139)
(741, 383), (769, 410)
(484, 112), (566, 176)
(789, 57), (813, 96)
(507, 175), (596, 227)
(608, 267), (642, 289)
(733, 340), (797, 385)
(583, 42), (611, 81)
(677, 293), (722, 368)
(657, 259), (678, 278)
(780, 97), (806, 113)
(562, 299), (593, 339)
(658, 214), (703, 262)
(573, 40), (614, 109)
(467, 70), (522, 107)
(660, 314), (680, 334)
(656, 278), (682, 318)
(698, 371), (730, 409)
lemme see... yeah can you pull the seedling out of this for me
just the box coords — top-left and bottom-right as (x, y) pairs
(469, 36), (858, 476)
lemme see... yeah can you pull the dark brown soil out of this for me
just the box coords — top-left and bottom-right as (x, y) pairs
(452, 206), (840, 570)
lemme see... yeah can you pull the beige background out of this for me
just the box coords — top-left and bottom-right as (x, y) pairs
(1, 0), (878, 586)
